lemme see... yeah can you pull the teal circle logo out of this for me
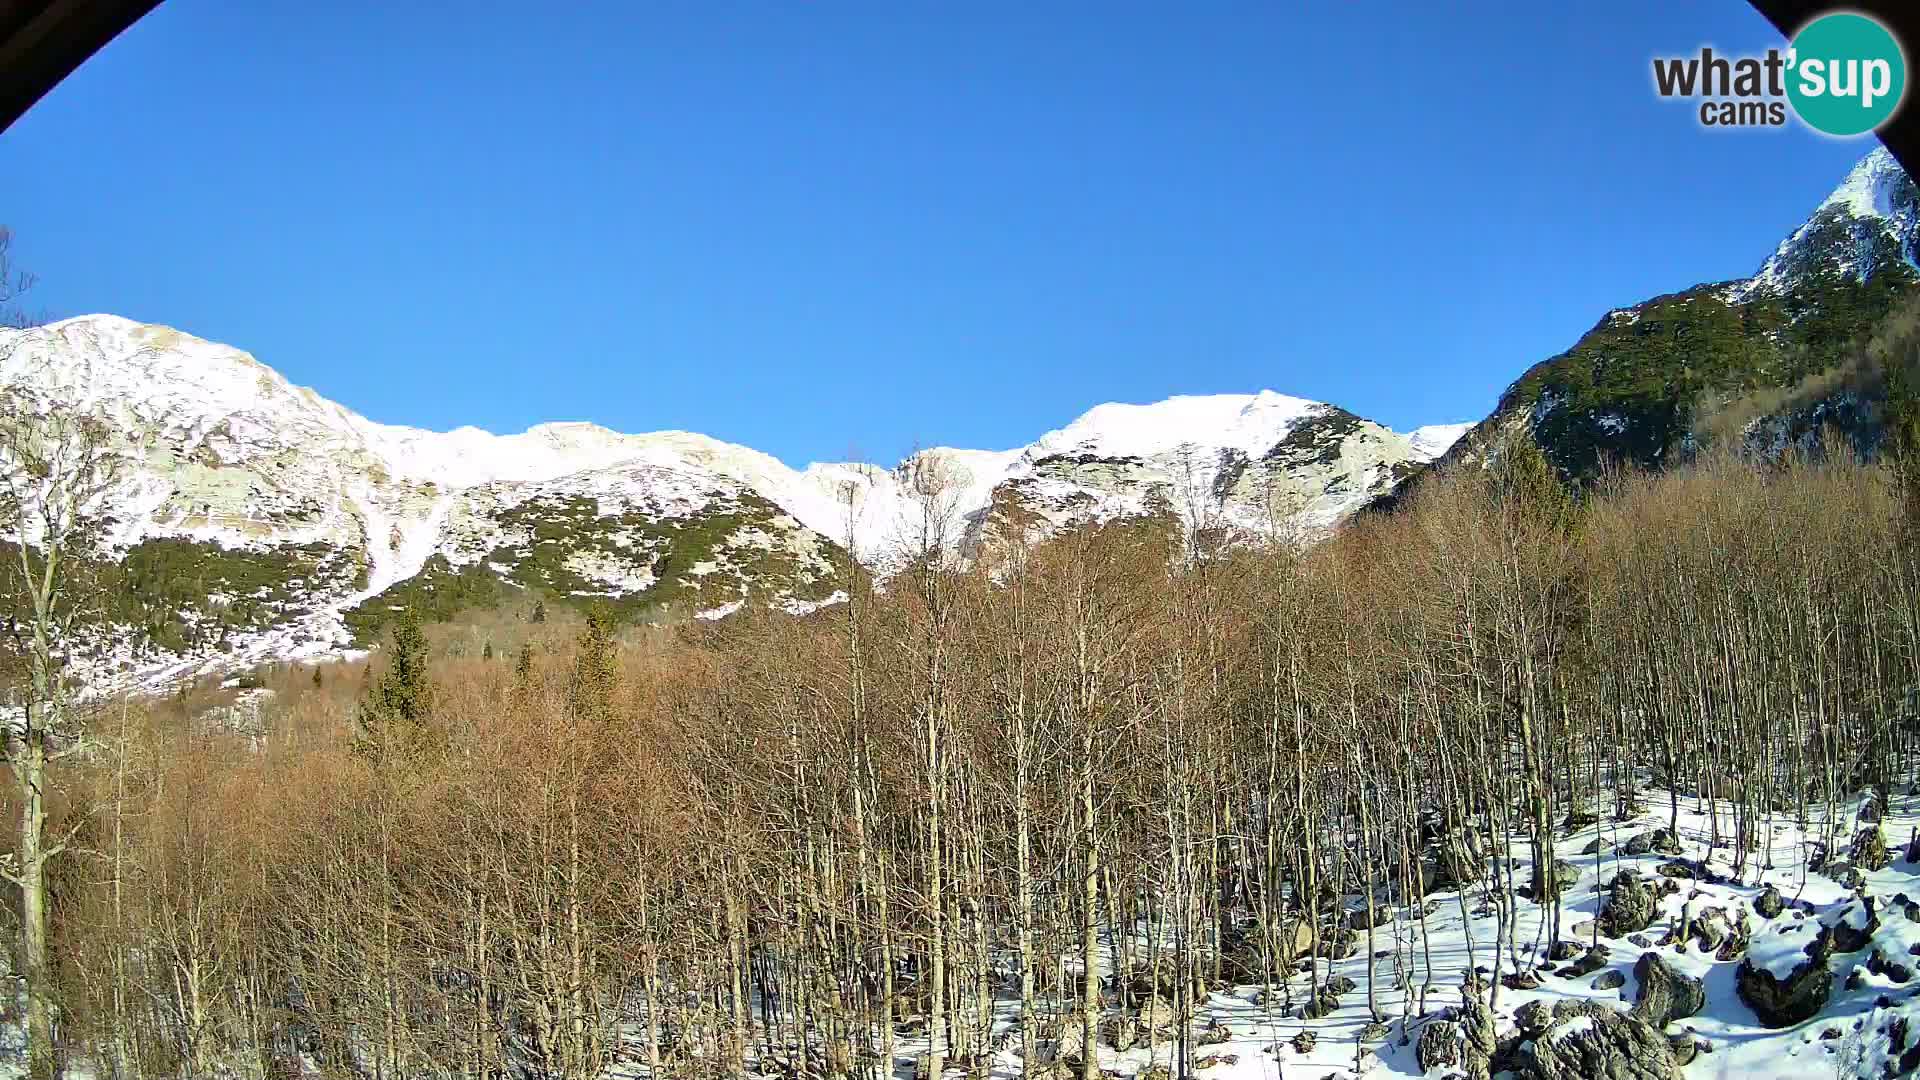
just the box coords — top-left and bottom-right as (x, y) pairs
(1787, 13), (1906, 136)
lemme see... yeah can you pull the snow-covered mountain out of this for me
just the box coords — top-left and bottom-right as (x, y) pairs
(1733, 146), (1920, 302)
(0, 314), (1458, 684)
(1427, 146), (1920, 484)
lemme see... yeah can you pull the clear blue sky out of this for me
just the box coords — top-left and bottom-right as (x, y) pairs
(0, 1), (1885, 466)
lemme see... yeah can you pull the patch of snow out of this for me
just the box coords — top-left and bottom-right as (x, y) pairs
(695, 599), (745, 621)
(1405, 422), (1472, 461)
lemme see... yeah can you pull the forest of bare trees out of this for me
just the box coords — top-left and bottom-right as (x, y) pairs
(0, 400), (1914, 1079)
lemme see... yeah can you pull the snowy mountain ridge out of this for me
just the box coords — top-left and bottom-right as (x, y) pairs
(0, 314), (1461, 684)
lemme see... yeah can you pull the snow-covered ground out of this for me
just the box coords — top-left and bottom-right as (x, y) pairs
(672, 789), (1920, 1080)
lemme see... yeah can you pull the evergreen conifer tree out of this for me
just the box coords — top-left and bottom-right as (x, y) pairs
(354, 608), (434, 765)
(1495, 435), (1575, 535)
(570, 610), (617, 725)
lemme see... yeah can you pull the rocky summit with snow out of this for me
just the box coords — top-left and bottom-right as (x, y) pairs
(0, 314), (1463, 687)
(1427, 146), (1920, 486)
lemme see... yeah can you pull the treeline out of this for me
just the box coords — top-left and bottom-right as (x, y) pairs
(6, 421), (1916, 1080)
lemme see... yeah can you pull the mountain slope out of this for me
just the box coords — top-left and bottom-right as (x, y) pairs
(0, 316), (1454, 685)
(1431, 146), (1920, 484)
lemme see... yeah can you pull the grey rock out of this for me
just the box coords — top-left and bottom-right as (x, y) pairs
(1851, 825), (1891, 872)
(1529, 859), (1580, 900)
(1868, 947), (1914, 984)
(1823, 860), (1866, 890)
(1736, 949), (1833, 1028)
(1517, 1005), (1680, 1080)
(1413, 1023), (1453, 1072)
(1825, 900), (1879, 954)
(1691, 907), (1732, 953)
(1598, 871), (1654, 937)
(1631, 952), (1705, 1029)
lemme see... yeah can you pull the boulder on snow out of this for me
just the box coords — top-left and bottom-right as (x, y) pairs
(1755, 884), (1785, 920)
(1135, 994), (1177, 1038)
(1593, 969), (1626, 991)
(1430, 829), (1487, 890)
(1822, 859), (1866, 890)
(1513, 1002), (1679, 1080)
(1528, 859), (1580, 900)
(1598, 871), (1655, 937)
(1414, 1022), (1454, 1072)
(1515, 1000), (1553, 1036)
(1299, 991), (1340, 1021)
(1623, 828), (1683, 858)
(1461, 997), (1498, 1061)
(1736, 950), (1832, 1028)
(1630, 952), (1705, 1029)
(1690, 906), (1733, 954)
(1666, 1032), (1705, 1066)
(1347, 904), (1388, 930)
(1850, 825), (1891, 872)
(1415, 998), (1497, 1078)
(1502, 969), (1543, 991)
(1316, 926), (1358, 960)
(1298, 975), (1355, 1021)
(1825, 899), (1879, 954)
(1868, 947), (1914, 985)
